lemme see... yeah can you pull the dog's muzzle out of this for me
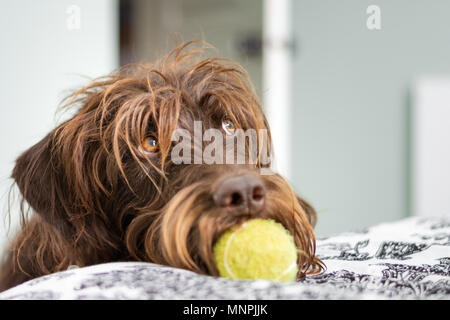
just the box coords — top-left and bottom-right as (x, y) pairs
(212, 174), (266, 216)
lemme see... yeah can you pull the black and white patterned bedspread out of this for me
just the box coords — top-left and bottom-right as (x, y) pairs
(0, 217), (449, 300)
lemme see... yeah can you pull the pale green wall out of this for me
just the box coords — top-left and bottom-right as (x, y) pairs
(0, 0), (118, 252)
(290, 0), (450, 236)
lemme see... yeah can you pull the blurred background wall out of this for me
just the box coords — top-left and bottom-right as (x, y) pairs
(290, 0), (450, 235)
(120, 0), (263, 92)
(1, 0), (449, 255)
(0, 0), (118, 251)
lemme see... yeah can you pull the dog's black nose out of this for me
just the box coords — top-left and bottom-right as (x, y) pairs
(213, 174), (266, 215)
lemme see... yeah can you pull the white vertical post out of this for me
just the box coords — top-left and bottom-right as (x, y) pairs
(412, 77), (450, 218)
(263, 0), (292, 179)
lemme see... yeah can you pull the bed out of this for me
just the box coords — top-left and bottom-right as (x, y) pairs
(0, 216), (448, 300)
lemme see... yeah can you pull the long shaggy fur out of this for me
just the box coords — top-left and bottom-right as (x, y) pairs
(0, 41), (324, 292)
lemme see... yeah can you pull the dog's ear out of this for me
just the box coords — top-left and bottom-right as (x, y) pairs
(297, 196), (317, 228)
(11, 131), (72, 232)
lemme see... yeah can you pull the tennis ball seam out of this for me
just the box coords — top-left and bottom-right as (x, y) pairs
(223, 222), (246, 279)
(276, 262), (297, 280)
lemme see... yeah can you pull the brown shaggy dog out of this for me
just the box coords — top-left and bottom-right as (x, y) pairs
(0, 42), (323, 291)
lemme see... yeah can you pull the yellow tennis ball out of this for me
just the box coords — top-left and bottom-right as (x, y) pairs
(213, 218), (299, 281)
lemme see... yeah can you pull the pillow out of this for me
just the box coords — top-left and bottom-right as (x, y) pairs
(1, 217), (448, 300)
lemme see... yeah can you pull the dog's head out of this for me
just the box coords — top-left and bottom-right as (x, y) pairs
(11, 42), (324, 279)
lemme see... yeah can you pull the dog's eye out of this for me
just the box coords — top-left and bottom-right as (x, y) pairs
(222, 117), (235, 135)
(140, 136), (159, 154)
